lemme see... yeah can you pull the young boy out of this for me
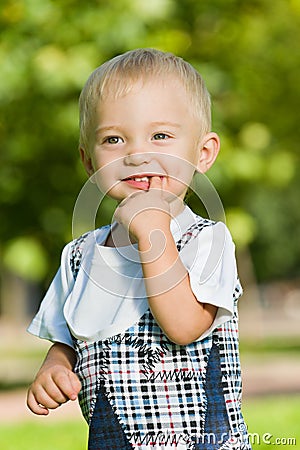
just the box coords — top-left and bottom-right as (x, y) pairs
(27, 49), (250, 449)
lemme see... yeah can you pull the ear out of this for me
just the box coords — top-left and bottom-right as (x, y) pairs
(196, 132), (220, 173)
(80, 147), (95, 177)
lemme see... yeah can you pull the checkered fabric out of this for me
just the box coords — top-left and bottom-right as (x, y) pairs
(70, 231), (90, 279)
(70, 216), (251, 449)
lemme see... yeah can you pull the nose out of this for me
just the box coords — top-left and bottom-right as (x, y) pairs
(124, 151), (152, 166)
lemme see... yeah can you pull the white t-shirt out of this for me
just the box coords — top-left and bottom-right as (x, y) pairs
(28, 205), (240, 347)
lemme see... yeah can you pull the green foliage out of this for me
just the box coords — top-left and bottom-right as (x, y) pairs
(1, 0), (299, 282)
(3, 236), (48, 281)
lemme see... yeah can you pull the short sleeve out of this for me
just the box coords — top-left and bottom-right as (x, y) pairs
(27, 243), (75, 347)
(179, 221), (242, 340)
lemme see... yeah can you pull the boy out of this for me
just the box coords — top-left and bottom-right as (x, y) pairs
(27, 49), (250, 449)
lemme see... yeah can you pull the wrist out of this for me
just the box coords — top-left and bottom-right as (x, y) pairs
(45, 343), (76, 370)
(138, 227), (173, 263)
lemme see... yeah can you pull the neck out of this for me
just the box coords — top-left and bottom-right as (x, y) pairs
(169, 196), (185, 218)
(105, 222), (132, 247)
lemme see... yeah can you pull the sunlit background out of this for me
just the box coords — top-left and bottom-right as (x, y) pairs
(1, 0), (299, 449)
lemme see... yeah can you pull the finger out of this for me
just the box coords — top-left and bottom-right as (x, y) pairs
(114, 192), (139, 215)
(27, 385), (63, 414)
(27, 390), (50, 416)
(53, 371), (81, 401)
(68, 372), (82, 400)
(149, 176), (163, 190)
(41, 376), (70, 404)
(150, 176), (170, 202)
(36, 383), (66, 408)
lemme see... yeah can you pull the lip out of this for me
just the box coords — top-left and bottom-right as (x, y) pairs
(121, 173), (166, 191)
(121, 173), (166, 181)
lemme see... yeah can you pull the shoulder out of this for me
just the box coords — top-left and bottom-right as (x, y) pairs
(190, 207), (235, 245)
(177, 207), (233, 251)
(66, 225), (111, 278)
(69, 224), (110, 250)
(187, 213), (217, 233)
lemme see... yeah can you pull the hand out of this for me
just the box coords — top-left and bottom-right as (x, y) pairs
(114, 176), (171, 244)
(27, 364), (82, 415)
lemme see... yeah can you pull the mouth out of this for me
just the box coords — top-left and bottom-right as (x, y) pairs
(121, 174), (164, 190)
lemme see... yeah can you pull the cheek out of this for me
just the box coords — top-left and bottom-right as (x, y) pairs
(167, 178), (190, 199)
(93, 163), (118, 194)
(91, 155), (133, 200)
(162, 159), (195, 189)
(159, 151), (196, 177)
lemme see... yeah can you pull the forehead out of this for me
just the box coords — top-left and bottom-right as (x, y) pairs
(94, 77), (193, 125)
(100, 73), (188, 102)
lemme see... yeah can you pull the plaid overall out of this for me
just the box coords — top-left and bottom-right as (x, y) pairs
(69, 217), (251, 449)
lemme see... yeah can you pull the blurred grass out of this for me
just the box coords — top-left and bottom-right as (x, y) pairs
(0, 420), (88, 450)
(239, 337), (300, 355)
(0, 396), (298, 449)
(244, 395), (300, 449)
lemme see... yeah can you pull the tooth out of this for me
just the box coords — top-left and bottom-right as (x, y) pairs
(134, 177), (149, 182)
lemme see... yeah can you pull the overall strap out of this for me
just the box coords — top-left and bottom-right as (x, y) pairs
(70, 231), (92, 279)
(176, 216), (247, 446)
(176, 216), (215, 252)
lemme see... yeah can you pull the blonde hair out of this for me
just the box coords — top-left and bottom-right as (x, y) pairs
(79, 48), (211, 152)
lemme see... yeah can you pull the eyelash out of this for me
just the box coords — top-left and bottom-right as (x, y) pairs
(102, 133), (171, 145)
(152, 133), (170, 140)
(103, 136), (123, 144)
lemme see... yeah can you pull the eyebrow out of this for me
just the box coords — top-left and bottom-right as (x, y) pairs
(95, 125), (122, 135)
(149, 121), (182, 129)
(96, 122), (182, 135)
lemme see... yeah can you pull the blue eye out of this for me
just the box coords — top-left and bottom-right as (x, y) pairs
(153, 133), (169, 140)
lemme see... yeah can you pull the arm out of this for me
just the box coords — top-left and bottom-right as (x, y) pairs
(115, 177), (217, 345)
(27, 342), (81, 415)
(138, 226), (217, 345)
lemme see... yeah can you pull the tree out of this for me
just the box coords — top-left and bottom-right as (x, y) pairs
(1, 0), (299, 312)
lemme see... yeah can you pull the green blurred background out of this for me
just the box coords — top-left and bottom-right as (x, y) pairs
(0, 0), (299, 448)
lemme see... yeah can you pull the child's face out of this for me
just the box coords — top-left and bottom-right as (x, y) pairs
(81, 76), (217, 209)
